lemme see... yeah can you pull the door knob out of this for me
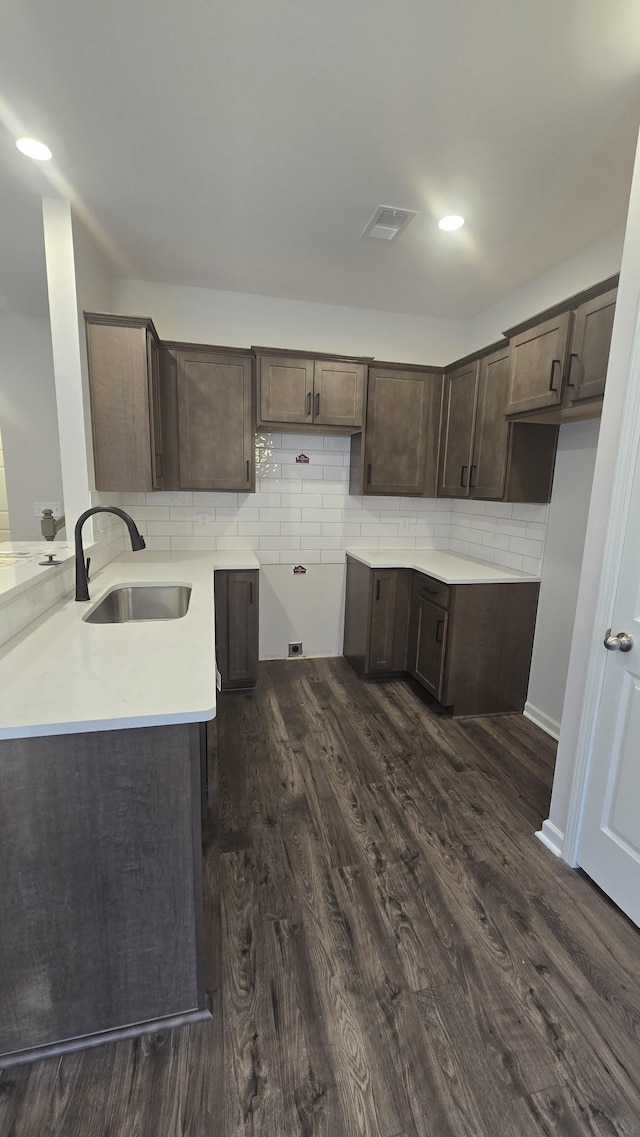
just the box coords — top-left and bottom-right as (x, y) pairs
(604, 629), (634, 653)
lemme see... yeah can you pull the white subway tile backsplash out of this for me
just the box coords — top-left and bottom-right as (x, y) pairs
(315, 481), (346, 495)
(260, 536), (301, 550)
(492, 549), (525, 571)
(302, 508), (341, 523)
(148, 521), (193, 536)
(259, 508), (301, 522)
(87, 434), (551, 587)
(509, 536), (543, 557)
(511, 504), (549, 523)
(323, 436), (350, 451)
(522, 556), (543, 575)
(238, 522), (281, 535)
(281, 522), (321, 536)
(288, 494), (323, 508)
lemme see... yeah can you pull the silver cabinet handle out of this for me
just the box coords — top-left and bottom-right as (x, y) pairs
(604, 629), (634, 653)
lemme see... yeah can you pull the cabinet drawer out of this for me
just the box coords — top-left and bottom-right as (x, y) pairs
(413, 573), (450, 610)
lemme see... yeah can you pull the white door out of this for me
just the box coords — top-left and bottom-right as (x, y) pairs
(578, 434), (640, 926)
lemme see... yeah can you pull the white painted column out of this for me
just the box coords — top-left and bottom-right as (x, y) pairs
(41, 197), (93, 534)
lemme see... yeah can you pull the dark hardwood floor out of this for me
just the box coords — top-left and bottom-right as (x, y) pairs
(1, 657), (639, 1136)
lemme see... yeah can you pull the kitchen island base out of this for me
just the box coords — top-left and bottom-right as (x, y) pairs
(0, 722), (209, 1068)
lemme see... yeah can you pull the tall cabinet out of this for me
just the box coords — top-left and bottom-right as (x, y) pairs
(85, 314), (163, 493)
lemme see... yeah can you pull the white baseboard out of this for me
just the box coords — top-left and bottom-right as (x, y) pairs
(524, 701), (561, 741)
(535, 819), (564, 858)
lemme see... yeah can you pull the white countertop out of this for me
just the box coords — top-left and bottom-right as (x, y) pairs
(345, 548), (541, 585)
(0, 542), (76, 601)
(0, 549), (259, 741)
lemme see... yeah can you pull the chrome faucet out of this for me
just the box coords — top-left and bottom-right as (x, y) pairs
(75, 507), (146, 602)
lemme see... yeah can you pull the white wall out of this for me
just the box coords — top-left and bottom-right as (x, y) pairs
(0, 427), (9, 542)
(112, 279), (467, 366)
(525, 420), (600, 738)
(543, 128), (640, 857)
(0, 314), (64, 540)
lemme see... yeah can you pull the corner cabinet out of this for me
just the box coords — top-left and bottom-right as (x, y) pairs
(85, 313), (163, 492)
(438, 345), (558, 503)
(350, 366), (443, 496)
(214, 570), (259, 690)
(161, 346), (255, 492)
(344, 559), (540, 717)
(256, 351), (368, 432)
(505, 280), (617, 424)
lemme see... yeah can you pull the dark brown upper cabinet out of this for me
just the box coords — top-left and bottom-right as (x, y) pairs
(256, 350), (367, 432)
(505, 277), (617, 424)
(506, 312), (571, 417)
(437, 359), (478, 497)
(85, 313), (163, 493)
(565, 287), (617, 405)
(350, 366), (443, 497)
(169, 347), (254, 492)
(438, 345), (557, 502)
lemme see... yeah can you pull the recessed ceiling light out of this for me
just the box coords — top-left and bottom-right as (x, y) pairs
(438, 214), (465, 231)
(16, 137), (53, 161)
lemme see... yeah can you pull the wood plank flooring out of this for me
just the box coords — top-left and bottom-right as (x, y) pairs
(1, 657), (639, 1136)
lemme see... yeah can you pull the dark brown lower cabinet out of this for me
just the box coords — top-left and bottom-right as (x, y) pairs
(0, 723), (209, 1067)
(344, 558), (540, 716)
(407, 592), (448, 699)
(343, 557), (411, 677)
(214, 569), (259, 690)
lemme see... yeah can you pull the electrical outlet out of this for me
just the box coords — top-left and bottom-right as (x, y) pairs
(33, 501), (62, 518)
(288, 642), (303, 657)
(399, 516), (412, 534)
(196, 513), (209, 529)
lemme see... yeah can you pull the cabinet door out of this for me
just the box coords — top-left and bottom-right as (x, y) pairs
(363, 369), (434, 496)
(437, 361), (478, 497)
(215, 570), (259, 689)
(506, 311), (571, 416)
(313, 360), (365, 427)
(471, 347), (511, 499)
(146, 332), (164, 490)
(258, 356), (314, 424)
(176, 351), (254, 491)
(86, 317), (161, 493)
(566, 288), (617, 404)
(368, 571), (403, 673)
(410, 596), (448, 699)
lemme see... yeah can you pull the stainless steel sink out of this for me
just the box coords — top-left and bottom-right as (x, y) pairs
(84, 584), (192, 624)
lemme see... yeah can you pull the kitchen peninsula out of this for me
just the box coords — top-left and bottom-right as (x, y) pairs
(0, 548), (258, 1067)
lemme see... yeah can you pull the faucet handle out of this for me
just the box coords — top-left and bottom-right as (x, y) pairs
(85, 556), (91, 582)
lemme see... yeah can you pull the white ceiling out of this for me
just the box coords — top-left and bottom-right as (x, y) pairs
(1, 0), (640, 319)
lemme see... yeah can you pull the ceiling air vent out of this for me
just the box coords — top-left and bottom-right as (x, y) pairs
(362, 205), (417, 241)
